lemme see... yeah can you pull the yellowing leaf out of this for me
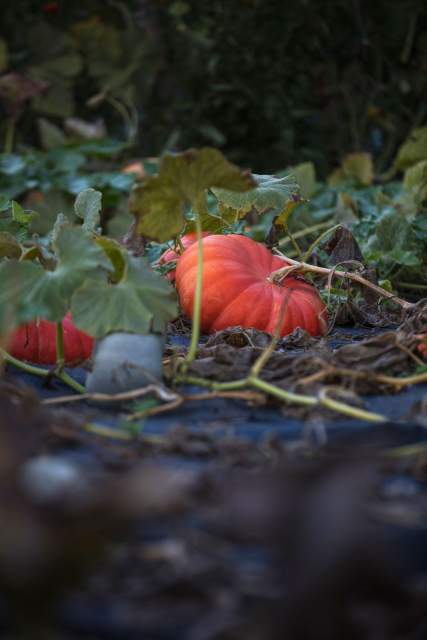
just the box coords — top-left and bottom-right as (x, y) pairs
(129, 148), (255, 242)
(328, 153), (374, 187)
(288, 162), (317, 198)
(0, 232), (21, 259)
(403, 160), (427, 201)
(393, 126), (427, 172)
(342, 153), (374, 186)
(275, 198), (302, 227)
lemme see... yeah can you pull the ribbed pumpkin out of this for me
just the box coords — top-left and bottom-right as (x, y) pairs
(176, 234), (327, 336)
(159, 232), (210, 281)
(8, 313), (94, 365)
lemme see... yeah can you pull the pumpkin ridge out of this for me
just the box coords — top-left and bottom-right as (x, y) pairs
(209, 280), (268, 332)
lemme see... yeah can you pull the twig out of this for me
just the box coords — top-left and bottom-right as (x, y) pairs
(297, 366), (427, 391)
(41, 383), (178, 405)
(270, 252), (413, 310)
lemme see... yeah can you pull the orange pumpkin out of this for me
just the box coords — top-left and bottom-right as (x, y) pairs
(175, 234), (327, 336)
(8, 313), (93, 365)
(159, 232), (210, 281)
(121, 161), (145, 179)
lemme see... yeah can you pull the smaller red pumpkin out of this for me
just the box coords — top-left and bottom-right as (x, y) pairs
(159, 232), (210, 281)
(415, 334), (427, 359)
(122, 161), (145, 179)
(7, 313), (93, 365)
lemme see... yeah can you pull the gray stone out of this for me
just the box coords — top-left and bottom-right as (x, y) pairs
(85, 332), (164, 396)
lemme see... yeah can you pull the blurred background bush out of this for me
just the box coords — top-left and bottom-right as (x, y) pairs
(0, 0), (426, 175)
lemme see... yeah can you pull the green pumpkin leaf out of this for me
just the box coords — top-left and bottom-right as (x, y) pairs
(0, 232), (22, 259)
(393, 126), (427, 172)
(129, 148), (255, 242)
(0, 226), (112, 325)
(74, 188), (102, 231)
(212, 173), (300, 218)
(342, 153), (374, 186)
(0, 154), (26, 175)
(403, 160), (427, 202)
(37, 118), (67, 150)
(71, 254), (177, 337)
(95, 236), (126, 282)
(288, 162), (318, 198)
(50, 213), (71, 246)
(11, 200), (36, 226)
(0, 195), (10, 212)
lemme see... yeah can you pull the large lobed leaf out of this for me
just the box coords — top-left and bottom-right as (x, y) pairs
(393, 126), (427, 173)
(212, 173), (300, 218)
(0, 226), (112, 326)
(129, 148), (255, 242)
(71, 254), (177, 337)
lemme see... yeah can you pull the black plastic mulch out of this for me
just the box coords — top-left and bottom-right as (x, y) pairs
(1, 326), (427, 639)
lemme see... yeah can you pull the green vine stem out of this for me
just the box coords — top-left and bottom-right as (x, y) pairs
(302, 223), (343, 262)
(248, 376), (317, 406)
(4, 118), (15, 154)
(0, 348), (51, 378)
(175, 373), (386, 423)
(318, 388), (386, 423)
(57, 371), (86, 394)
(0, 347), (85, 394)
(55, 321), (65, 374)
(250, 291), (291, 378)
(182, 209), (204, 369)
(278, 221), (332, 248)
(283, 221), (303, 260)
(395, 282), (427, 291)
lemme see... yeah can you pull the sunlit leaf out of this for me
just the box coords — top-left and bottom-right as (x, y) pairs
(288, 162), (317, 198)
(403, 160), (427, 201)
(11, 201), (35, 226)
(129, 148), (255, 242)
(328, 153), (373, 187)
(71, 254), (177, 337)
(393, 126), (427, 172)
(342, 153), (374, 186)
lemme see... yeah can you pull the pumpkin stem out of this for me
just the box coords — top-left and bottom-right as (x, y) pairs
(3, 117), (15, 154)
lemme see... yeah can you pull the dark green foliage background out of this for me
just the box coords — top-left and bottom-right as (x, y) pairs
(1, 0), (427, 174)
